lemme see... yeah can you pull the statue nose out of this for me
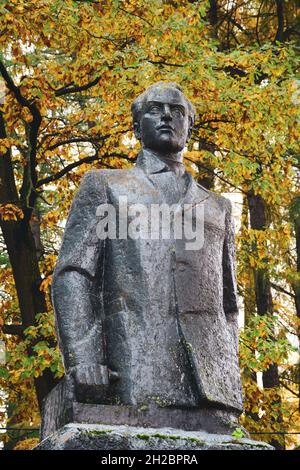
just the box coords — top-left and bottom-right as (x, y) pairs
(162, 104), (172, 120)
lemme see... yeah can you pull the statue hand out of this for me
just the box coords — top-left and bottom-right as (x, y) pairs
(72, 364), (109, 402)
(71, 364), (120, 402)
(73, 364), (109, 386)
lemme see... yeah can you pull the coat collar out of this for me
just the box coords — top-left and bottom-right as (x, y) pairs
(135, 149), (183, 175)
(135, 148), (210, 205)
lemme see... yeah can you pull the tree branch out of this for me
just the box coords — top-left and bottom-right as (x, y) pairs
(227, 17), (251, 36)
(35, 152), (134, 188)
(55, 76), (102, 97)
(3, 324), (24, 337)
(119, 6), (153, 27)
(47, 136), (105, 151)
(270, 282), (296, 299)
(184, 155), (247, 194)
(146, 59), (185, 68)
(45, 128), (130, 151)
(279, 380), (299, 398)
(0, 59), (41, 120)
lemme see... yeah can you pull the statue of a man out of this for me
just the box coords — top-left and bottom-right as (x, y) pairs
(51, 82), (243, 431)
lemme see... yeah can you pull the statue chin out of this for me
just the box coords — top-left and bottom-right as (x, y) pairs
(145, 140), (184, 155)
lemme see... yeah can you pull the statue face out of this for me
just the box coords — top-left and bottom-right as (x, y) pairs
(134, 87), (191, 155)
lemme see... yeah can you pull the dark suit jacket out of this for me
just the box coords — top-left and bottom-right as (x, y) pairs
(52, 149), (243, 412)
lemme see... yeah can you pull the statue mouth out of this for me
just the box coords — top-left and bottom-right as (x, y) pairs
(157, 125), (174, 132)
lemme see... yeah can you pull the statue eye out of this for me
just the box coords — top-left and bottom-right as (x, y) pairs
(148, 105), (161, 113)
(172, 107), (184, 117)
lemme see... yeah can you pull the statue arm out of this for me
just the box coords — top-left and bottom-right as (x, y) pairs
(52, 171), (109, 399)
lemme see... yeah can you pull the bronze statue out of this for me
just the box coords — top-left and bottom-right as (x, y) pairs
(46, 82), (243, 437)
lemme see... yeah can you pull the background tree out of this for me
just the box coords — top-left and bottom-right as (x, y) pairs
(0, 0), (299, 449)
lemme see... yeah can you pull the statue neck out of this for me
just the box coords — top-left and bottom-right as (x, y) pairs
(142, 147), (185, 177)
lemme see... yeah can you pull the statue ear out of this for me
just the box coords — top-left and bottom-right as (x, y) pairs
(133, 122), (141, 141)
(186, 117), (195, 142)
(186, 123), (193, 143)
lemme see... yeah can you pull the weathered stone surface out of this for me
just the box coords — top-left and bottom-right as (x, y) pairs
(51, 150), (243, 412)
(48, 82), (244, 439)
(41, 376), (241, 440)
(36, 423), (274, 451)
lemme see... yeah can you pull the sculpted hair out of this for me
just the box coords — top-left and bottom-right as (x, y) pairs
(131, 82), (196, 129)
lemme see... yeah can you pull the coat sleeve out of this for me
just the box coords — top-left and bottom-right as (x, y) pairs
(51, 170), (107, 372)
(222, 198), (239, 319)
(53, 170), (106, 279)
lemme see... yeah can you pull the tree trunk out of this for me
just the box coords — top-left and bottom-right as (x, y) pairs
(294, 218), (300, 327)
(0, 112), (57, 410)
(208, 0), (218, 40)
(242, 195), (260, 425)
(247, 190), (284, 449)
(292, 212), (300, 411)
(275, 0), (284, 43)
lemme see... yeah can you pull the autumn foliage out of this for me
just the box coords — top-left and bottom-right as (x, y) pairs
(0, 0), (299, 450)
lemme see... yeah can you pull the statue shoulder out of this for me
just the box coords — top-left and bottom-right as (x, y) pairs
(76, 167), (139, 201)
(215, 193), (233, 214)
(80, 169), (107, 186)
(81, 166), (137, 185)
(196, 182), (233, 215)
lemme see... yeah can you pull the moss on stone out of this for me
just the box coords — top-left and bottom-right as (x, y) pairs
(84, 429), (113, 437)
(138, 405), (149, 412)
(135, 432), (204, 446)
(221, 440), (269, 449)
(136, 434), (151, 441)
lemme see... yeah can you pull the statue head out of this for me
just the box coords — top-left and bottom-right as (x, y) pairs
(132, 82), (196, 155)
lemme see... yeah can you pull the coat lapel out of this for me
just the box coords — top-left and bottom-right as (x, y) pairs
(180, 172), (210, 207)
(136, 149), (211, 207)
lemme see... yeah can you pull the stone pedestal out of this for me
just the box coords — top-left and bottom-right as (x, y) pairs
(36, 423), (273, 450)
(40, 377), (242, 441)
(38, 378), (274, 451)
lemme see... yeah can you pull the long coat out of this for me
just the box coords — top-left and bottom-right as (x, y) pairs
(52, 149), (243, 413)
